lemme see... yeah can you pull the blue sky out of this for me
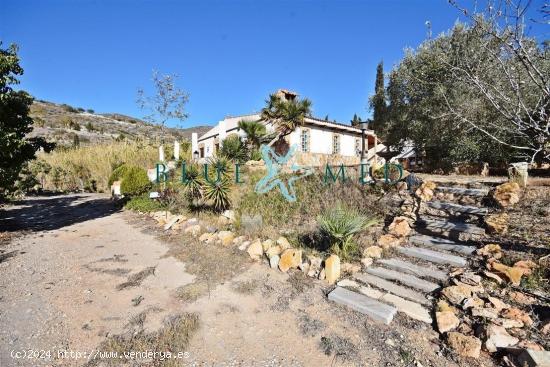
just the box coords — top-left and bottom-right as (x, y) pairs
(1, 0), (547, 128)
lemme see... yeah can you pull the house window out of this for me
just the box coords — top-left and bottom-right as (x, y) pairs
(332, 134), (340, 154)
(199, 147), (204, 158)
(300, 129), (310, 152)
(355, 138), (361, 156)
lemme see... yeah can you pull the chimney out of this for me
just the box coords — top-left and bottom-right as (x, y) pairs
(275, 89), (298, 102)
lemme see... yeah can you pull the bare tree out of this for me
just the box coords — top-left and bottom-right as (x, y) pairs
(443, 0), (549, 163)
(137, 70), (190, 141)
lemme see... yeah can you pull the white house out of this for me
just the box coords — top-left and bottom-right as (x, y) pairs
(192, 90), (385, 167)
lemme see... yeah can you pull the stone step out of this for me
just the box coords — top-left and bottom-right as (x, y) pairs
(377, 258), (448, 282)
(397, 246), (467, 267)
(354, 273), (431, 306)
(359, 286), (432, 324)
(409, 234), (476, 255)
(328, 286), (397, 325)
(435, 186), (489, 197)
(364, 267), (440, 293)
(417, 218), (486, 235)
(427, 201), (489, 215)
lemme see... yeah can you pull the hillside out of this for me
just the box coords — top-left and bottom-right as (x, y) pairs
(28, 100), (211, 146)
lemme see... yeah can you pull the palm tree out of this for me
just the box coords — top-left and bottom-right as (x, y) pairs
(260, 93), (312, 142)
(237, 119), (268, 149)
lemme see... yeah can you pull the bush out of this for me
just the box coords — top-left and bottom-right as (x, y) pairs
(125, 194), (165, 212)
(204, 178), (231, 212)
(86, 109), (95, 114)
(317, 204), (376, 260)
(61, 104), (78, 113)
(120, 166), (151, 196)
(219, 135), (247, 162)
(108, 164), (131, 186)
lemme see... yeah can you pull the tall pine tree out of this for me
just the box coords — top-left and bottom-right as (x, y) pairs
(370, 61), (387, 135)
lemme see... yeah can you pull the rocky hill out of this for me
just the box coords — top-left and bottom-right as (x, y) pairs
(28, 100), (211, 147)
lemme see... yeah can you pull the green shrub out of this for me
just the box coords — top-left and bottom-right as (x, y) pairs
(318, 204), (376, 260)
(219, 135), (247, 162)
(108, 164), (131, 186)
(120, 166), (151, 196)
(125, 194), (165, 212)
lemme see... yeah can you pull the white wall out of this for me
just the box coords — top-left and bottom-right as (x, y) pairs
(293, 126), (361, 157)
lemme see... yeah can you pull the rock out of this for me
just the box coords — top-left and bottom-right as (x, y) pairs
(186, 217), (199, 226)
(276, 236), (291, 250)
(318, 268), (326, 280)
(462, 297), (485, 310)
(265, 245), (283, 259)
(163, 215), (184, 230)
(307, 256), (323, 278)
(269, 255), (280, 269)
(437, 300), (457, 313)
(232, 235), (247, 245)
(324, 254), (341, 285)
(483, 271), (504, 284)
(513, 260), (538, 276)
(509, 291), (536, 305)
(341, 262), (361, 274)
(493, 182), (521, 208)
(494, 318), (524, 329)
(111, 180), (122, 196)
(199, 233), (214, 243)
(222, 209), (235, 222)
(388, 216), (411, 238)
(217, 231), (235, 246)
(436, 311), (460, 333)
(477, 244), (502, 259)
(217, 215), (230, 226)
(471, 308), (499, 319)
(299, 262), (309, 274)
(517, 341), (544, 352)
(442, 285), (473, 305)
(238, 240), (251, 251)
(364, 246), (383, 259)
(396, 181), (408, 191)
(360, 257), (374, 269)
(377, 234), (403, 249)
(485, 213), (509, 235)
(247, 240), (263, 260)
(184, 224), (202, 236)
(501, 307), (533, 327)
(278, 249), (302, 272)
(508, 162), (529, 187)
(416, 181), (436, 201)
(484, 324), (519, 352)
(459, 272), (482, 286)
(517, 349), (550, 367)
(490, 262), (525, 286)
(262, 239), (275, 252)
(487, 296), (509, 311)
(447, 332), (482, 358)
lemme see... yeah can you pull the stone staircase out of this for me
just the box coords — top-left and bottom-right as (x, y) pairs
(329, 181), (494, 325)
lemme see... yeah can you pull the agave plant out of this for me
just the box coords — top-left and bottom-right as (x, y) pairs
(318, 205), (376, 259)
(204, 177), (231, 212)
(206, 155), (232, 181)
(183, 164), (203, 201)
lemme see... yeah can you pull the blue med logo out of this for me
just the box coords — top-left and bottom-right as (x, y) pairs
(255, 144), (313, 202)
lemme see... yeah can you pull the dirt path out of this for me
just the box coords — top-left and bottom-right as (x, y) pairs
(0, 194), (472, 367)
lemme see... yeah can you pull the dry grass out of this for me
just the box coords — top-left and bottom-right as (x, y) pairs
(36, 141), (167, 192)
(116, 266), (156, 290)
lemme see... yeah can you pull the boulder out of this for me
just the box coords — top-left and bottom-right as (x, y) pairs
(513, 260), (538, 276)
(388, 216), (411, 238)
(436, 311), (460, 333)
(494, 318), (524, 329)
(487, 296), (509, 311)
(221, 209), (235, 222)
(324, 254), (341, 285)
(184, 224), (202, 236)
(484, 324), (519, 352)
(199, 233), (214, 243)
(484, 213), (509, 235)
(462, 297), (485, 310)
(509, 291), (535, 305)
(415, 181), (436, 201)
(364, 246), (383, 259)
(508, 162), (528, 187)
(265, 245), (283, 259)
(247, 240), (263, 260)
(262, 239), (275, 252)
(377, 234), (403, 249)
(490, 262), (525, 286)
(163, 215), (184, 230)
(471, 308), (499, 319)
(318, 268), (326, 280)
(360, 257), (374, 269)
(483, 271), (503, 284)
(307, 256), (323, 278)
(278, 249), (302, 272)
(493, 182), (521, 208)
(238, 240), (251, 251)
(111, 180), (122, 196)
(447, 332), (481, 358)
(232, 235), (247, 245)
(276, 236), (291, 250)
(269, 255), (280, 269)
(442, 285), (474, 305)
(340, 262), (361, 274)
(217, 231), (235, 246)
(501, 307), (533, 327)
(477, 244), (502, 259)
